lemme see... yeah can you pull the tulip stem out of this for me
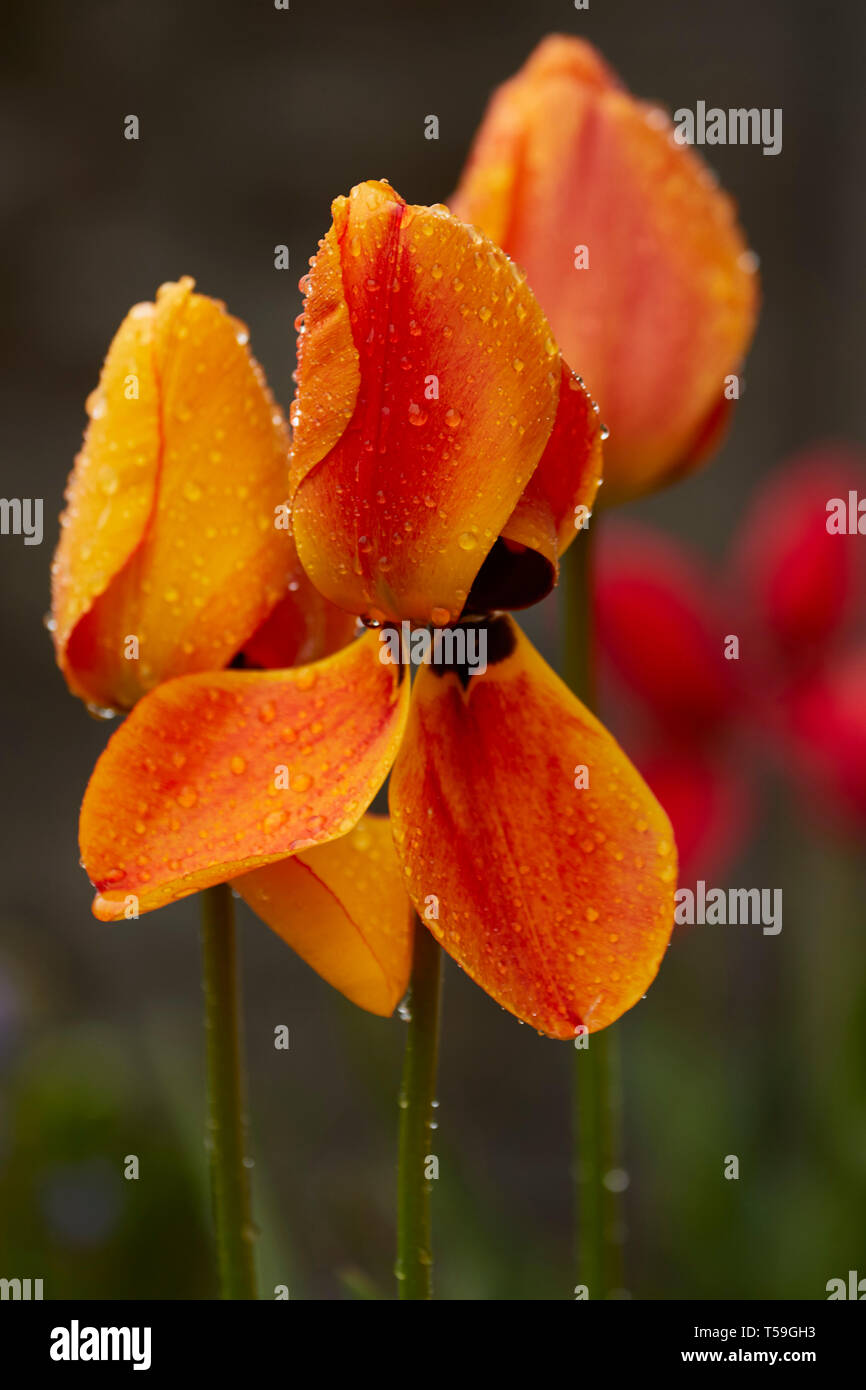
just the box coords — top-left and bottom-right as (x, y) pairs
(396, 914), (444, 1300)
(561, 528), (625, 1299)
(200, 882), (258, 1300)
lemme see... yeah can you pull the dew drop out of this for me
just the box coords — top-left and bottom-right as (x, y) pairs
(86, 703), (117, 722)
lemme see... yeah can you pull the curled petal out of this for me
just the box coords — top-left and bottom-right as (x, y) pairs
(389, 615), (676, 1037)
(468, 359), (603, 611)
(241, 563), (358, 671)
(234, 815), (412, 1016)
(52, 278), (293, 709)
(452, 36), (759, 502)
(291, 180), (580, 624)
(80, 632), (409, 919)
(596, 522), (739, 734)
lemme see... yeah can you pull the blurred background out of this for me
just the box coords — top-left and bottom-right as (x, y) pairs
(1, 0), (864, 1299)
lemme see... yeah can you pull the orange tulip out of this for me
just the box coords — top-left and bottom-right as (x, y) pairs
(451, 36), (759, 502)
(290, 179), (603, 625)
(51, 277), (354, 711)
(77, 184), (676, 1037)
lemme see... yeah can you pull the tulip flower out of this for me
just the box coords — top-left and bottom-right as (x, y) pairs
(290, 179), (604, 626)
(51, 276), (354, 712)
(51, 276), (362, 1300)
(596, 448), (866, 878)
(78, 181), (677, 1040)
(451, 35), (759, 502)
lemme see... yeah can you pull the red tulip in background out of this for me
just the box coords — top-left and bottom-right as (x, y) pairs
(596, 448), (866, 879)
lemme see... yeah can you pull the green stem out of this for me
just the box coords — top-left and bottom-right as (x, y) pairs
(200, 882), (258, 1300)
(561, 530), (626, 1299)
(396, 915), (444, 1300)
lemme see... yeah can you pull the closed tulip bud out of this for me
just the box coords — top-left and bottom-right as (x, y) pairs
(452, 36), (759, 503)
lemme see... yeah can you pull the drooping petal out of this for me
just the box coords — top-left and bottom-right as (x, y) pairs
(596, 522), (739, 735)
(731, 448), (866, 679)
(388, 615), (676, 1037)
(52, 278), (293, 710)
(80, 632), (409, 920)
(234, 815), (412, 1016)
(452, 36), (759, 502)
(290, 179), (591, 624)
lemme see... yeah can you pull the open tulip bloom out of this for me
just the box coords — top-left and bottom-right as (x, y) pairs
(62, 182), (676, 1037)
(49, 34), (764, 1300)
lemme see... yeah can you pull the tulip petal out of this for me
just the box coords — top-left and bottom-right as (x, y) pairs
(468, 359), (603, 610)
(290, 180), (566, 624)
(241, 564), (358, 671)
(640, 750), (755, 884)
(596, 522), (738, 734)
(731, 448), (866, 678)
(452, 36), (758, 502)
(785, 650), (866, 826)
(51, 298), (161, 705)
(234, 815), (412, 1016)
(388, 615), (676, 1037)
(52, 278), (293, 709)
(81, 631), (409, 919)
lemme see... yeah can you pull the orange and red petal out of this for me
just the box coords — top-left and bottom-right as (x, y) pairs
(452, 36), (759, 502)
(52, 278), (293, 710)
(468, 359), (603, 611)
(80, 631), (409, 920)
(388, 615), (676, 1037)
(290, 180), (566, 625)
(596, 522), (739, 734)
(241, 563), (358, 671)
(51, 297), (161, 706)
(234, 815), (413, 1016)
